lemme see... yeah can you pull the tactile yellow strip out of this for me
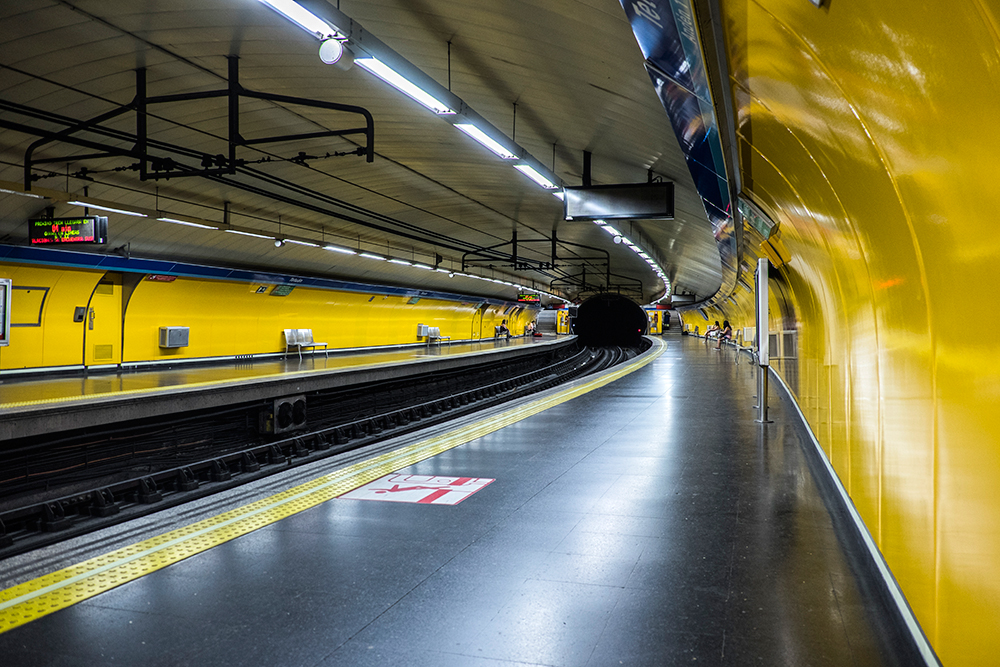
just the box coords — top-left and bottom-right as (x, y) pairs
(0, 339), (664, 633)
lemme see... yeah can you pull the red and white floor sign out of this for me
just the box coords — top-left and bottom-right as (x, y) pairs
(339, 474), (494, 505)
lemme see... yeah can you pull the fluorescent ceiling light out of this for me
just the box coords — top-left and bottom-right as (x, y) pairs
(388, 258), (411, 265)
(513, 164), (557, 189)
(68, 201), (146, 217)
(325, 245), (356, 254)
(257, 0), (341, 39)
(600, 225), (621, 236)
(412, 263), (433, 270)
(593, 219), (607, 226)
(0, 187), (44, 199)
(454, 123), (517, 159)
(359, 252), (386, 260)
(552, 191), (565, 200)
(285, 239), (319, 247)
(355, 57), (456, 115)
(158, 217), (216, 229)
(225, 229), (272, 239)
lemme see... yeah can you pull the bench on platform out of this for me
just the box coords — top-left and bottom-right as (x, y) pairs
(426, 326), (450, 345)
(283, 328), (328, 361)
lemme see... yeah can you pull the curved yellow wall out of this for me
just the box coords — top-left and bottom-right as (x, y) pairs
(0, 262), (533, 370)
(711, 0), (1000, 662)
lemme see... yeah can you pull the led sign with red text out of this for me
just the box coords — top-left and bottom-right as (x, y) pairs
(517, 293), (541, 303)
(28, 217), (108, 245)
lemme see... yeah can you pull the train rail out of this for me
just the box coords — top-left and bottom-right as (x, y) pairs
(0, 341), (646, 557)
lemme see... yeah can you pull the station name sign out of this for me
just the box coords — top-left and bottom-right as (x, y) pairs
(29, 217), (108, 245)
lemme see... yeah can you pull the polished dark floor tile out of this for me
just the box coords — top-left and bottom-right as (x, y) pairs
(0, 336), (907, 666)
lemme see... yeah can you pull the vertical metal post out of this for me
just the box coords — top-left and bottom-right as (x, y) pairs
(136, 68), (147, 181)
(228, 56), (240, 173)
(755, 257), (772, 423)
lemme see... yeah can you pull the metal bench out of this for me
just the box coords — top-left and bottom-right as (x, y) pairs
(283, 328), (329, 361)
(427, 326), (450, 345)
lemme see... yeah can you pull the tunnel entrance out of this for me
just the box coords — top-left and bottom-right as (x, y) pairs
(574, 294), (647, 347)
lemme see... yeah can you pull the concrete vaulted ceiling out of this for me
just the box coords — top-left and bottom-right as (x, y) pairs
(0, 0), (724, 304)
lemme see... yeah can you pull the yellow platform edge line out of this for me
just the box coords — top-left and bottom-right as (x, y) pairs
(0, 339), (664, 633)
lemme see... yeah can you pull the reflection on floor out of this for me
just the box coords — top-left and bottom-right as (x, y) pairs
(0, 334), (911, 666)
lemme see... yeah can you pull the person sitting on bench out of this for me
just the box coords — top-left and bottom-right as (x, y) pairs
(715, 320), (733, 349)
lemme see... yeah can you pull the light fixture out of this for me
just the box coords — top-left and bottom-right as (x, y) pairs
(274, 239), (285, 247)
(319, 38), (344, 63)
(552, 191), (565, 200)
(454, 123), (517, 159)
(225, 229), (273, 239)
(355, 57), (456, 115)
(325, 245), (356, 254)
(157, 217), (216, 229)
(319, 38), (353, 69)
(599, 224), (621, 237)
(256, 0), (341, 39)
(412, 263), (433, 270)
(0, 187), (44, 199)
(285, 239), (319, 247)
(513, 164), (557, 189)
(388, 258), (411, 266)
(68, 201), (146, 217)
(613, 236), (624, 245)
(359, 252), (386, 260)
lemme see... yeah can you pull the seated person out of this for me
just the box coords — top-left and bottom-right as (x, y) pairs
(496, 319), (510, 339)
(706, 321), (721, 338)
(715, 320), (733, 349)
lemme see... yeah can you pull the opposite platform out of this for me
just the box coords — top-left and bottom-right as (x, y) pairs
(0, 334), (566, 440)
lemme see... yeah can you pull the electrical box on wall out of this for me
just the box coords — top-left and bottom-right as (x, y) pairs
(159, 326), (189, 348)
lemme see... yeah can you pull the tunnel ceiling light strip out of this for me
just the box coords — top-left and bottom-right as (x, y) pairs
(157, 217), (216, 230)
(599, 224), (621, 236)
(224, 229), (273, 239)
(325, 245), (356, 255)
(356, 57), (456, 115)
(256, 0), (343, 39)
(412, 263), (433, 270)
(454, 123), (517, 159)
(284, 239), (319, 247)
(388, 258), (411, 265)
(68, 201), (146, 217)
(513, 164), (558, 190)
(359, 252), (386, 260)
(0, 187), (44, 199)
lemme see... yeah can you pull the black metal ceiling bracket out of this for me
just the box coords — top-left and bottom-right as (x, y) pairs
(22, 56), (374, 189)
(135, 57), (374, 181)
(461, 231), (611, 279)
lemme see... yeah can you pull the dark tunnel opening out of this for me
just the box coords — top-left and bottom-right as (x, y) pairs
(574, 294), (648, 347)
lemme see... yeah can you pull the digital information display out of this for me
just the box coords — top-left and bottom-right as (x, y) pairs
(517, 293), (541, 303)
(270, 285), (295, 297)
(28, 217), (108, 245)
(0, 278), (11, 347)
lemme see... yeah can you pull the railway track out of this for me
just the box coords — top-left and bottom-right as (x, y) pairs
(0, 341), (645, 557)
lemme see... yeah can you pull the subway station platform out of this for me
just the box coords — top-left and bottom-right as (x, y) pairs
(0, 334), (561, 441)
(0, 334), (910, 666)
